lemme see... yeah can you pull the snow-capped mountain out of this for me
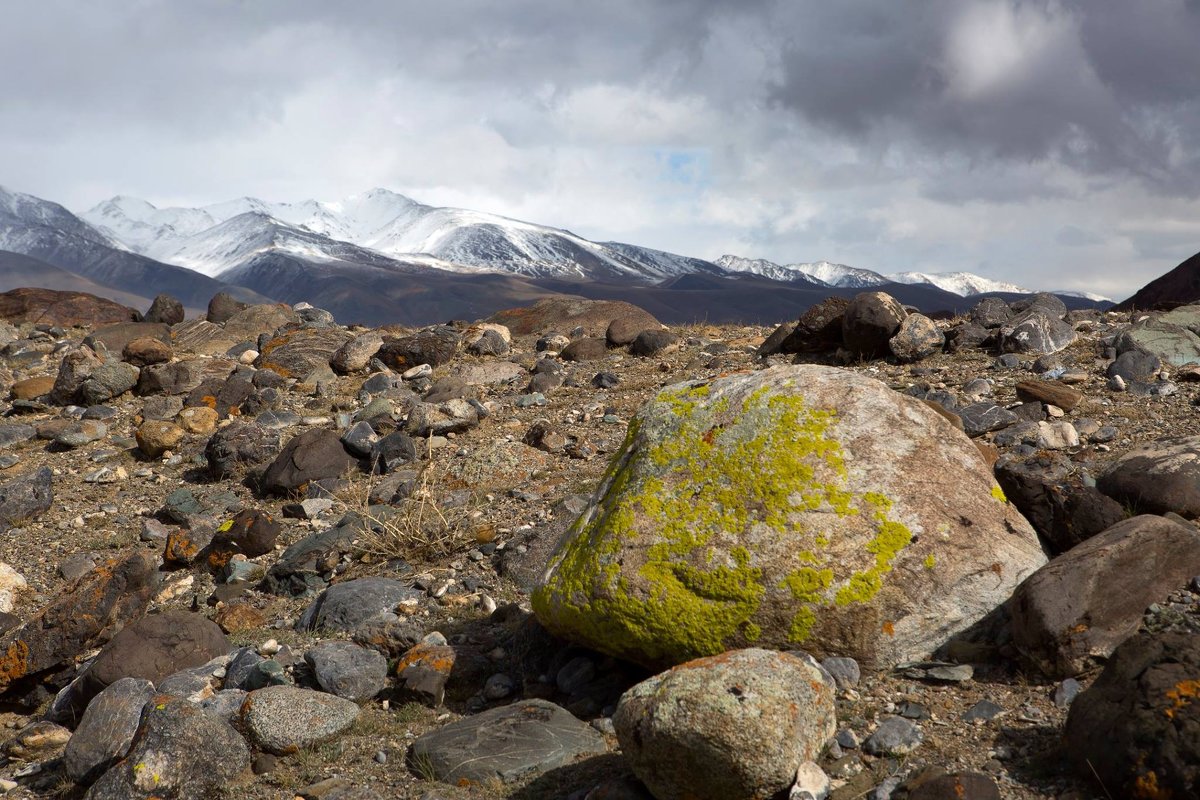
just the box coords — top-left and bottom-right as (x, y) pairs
(888, 271), (1031, 296)
(714, 256), (887, 288)
(82, 189), (709, 284)
(0, 184), (268, 310)
(716, 254), (1061, 298)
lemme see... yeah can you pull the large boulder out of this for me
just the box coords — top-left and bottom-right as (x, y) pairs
(63, 677), (156, 785)
(80, 610), (230, 699)
(614, 648), (836, 800)
(144, 294), (184, 325)
(0, 288), (139, 327)
(0, 466), (53, 531)
(377, 326), (461, 371)
(1010, 515), (1200, 677)
(0, 551), (158, 698)
(842, 292), (907, 358)
(260, 429), (357, 495)
(1064, 632), (1200, 798)
(489, 297), (661, 338)
(83, 695), (250, 799)
(533, 365), (1046, 670)
(1114, 316), (1200, 367)
(256, 326), (354, 380)
(997, 311), (1076, 355)
(1097, 435), (1200, 517)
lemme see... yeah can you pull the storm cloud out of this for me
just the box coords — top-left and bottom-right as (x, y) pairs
(3, 0), (1200, 299)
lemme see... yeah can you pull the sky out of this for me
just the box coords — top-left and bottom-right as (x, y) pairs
(4, 1), (1200, 300)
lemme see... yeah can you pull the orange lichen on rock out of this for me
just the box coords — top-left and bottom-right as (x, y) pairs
(0, 640), (30, 687)
(1164, 679), (1200, 719)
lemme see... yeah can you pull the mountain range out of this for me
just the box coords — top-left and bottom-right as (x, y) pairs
(0, 184), (1112, 326)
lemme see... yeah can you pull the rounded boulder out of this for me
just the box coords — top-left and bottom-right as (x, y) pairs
(533, 365), (1045, 669)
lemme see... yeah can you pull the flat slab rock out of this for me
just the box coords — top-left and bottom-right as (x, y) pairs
(408, 699), (607, 785)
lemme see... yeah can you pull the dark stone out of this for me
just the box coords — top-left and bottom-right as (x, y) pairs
(305, 641), (388, 703)
(79, 362), (140, 406)
(82, 610), (230, 700)
(559, 338), (609, 362)
(628, 330), (677, 357)
(1097, 435), (1200, 517)
(408, 699), (607, 784)
(466, 329), (509, 357)
(1011, 515), (1200, 677)
(203, 509), (281, 570)
(207, 291), (248, 324)
(1011, 292), (1068, 319)
(377, 326), (461, 371)
(0, 551), (158, 700)
(83, 322), (170, 357)
(956, 403), (1019, 437)
(842, 292), (906, 358)
(0, 287), (138, 328)
(144, 294), (185, 325)
(340, 421), (380, 458)
(257, 327), (353, 381)
(205, 421), (282, 479)
(906, 769), (1001, 800)
(591, 372), (620, 389)
(260, 519), (360, 597)
(0, 466), (52, 530)
(63, 677), (155, 785)
(1014, 379), (1083, 412)
(185, 376), (257, 419)
(49, 346), (103, 405)
(780, 296), (850, 354)
(1107, 349), (1162, 382)
(261, 429), (358, 495)
(945, 322), (992, 353)
(1064, 632), (1200, 798)
(297, 578), (421, 633)
(969, 297), (1012, 329)
(136, 360), (204, 396)
(370, 431), (420, 474)
(83, 696), (250, 799)
(997, 311), (1076, 355)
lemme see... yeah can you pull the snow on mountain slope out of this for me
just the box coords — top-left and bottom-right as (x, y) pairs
(3, 185), (121, 250)
(1053, 289), (1113, 303)
(84, 188), (707, 283)
(715, 255), (882, 288)
(888, 271), (1031, 296)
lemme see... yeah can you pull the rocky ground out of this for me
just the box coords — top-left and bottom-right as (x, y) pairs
(0, 288), (1193, 799)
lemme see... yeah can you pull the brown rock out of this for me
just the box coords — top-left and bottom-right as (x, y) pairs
(136, 420), (186, 458)
(1011, 515), (1200, 677)
(1015, 380), (1084, 412)
(490, 297), (661, 338)
(395, 643), (456, 707)
(177, 406), (218, 435)
(10, 376), (54, 401)
(560, 338), (608, 362)
(214, 603), (266, 634)
(256, 327), (353, 380)
(0, 288), (139, 328)
(83, 322), (170, 356)
(122, 336), (173, 367)
(0, 550), (158, 697)
(81, 610), (230, 698)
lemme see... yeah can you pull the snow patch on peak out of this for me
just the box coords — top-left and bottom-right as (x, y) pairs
(888, 271), (1031, 296)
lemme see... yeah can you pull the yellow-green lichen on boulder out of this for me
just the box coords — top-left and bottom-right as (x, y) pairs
(532, 365), (1046, 670)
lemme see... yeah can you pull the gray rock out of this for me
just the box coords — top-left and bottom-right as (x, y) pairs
(261, 518), (361, 597)
(331, 332), (384, 374)
(408, 699), (606, 784)
(1107, 350), (1162, 382)
(820, 657), (860, 690)
(1053, 678), (1081, 708)
(615, 649), (836, 800)
(962, 699), (1004, 723)
(956, 403), (1019, 438)
(79, 362), (139, 406)
(0, 424), (35, 450)
(83, 696), (250, 800)
(298, 577), (420, 632)
(629, 330), (677, 357)
(888, 314), (944, 363)
(144, 294), (185, 325)
(405, 400), (478, 437)
(242, 685), (360, 755)
(64, 677), (155, 785)
(862, 716), (922, 756)
(378, 326), (462, 371)
(340, 421), (380, 458)
(998, 311), (1077, 355)
(969, 297), (1012, 329)
(199, 689), (248, 726)
(53, 420), (107, 449)
(261, 428), (357, 495)
(305, 641), (388, 703)
(1115, 317), (1200, 367)
(0, 466), (52, 530)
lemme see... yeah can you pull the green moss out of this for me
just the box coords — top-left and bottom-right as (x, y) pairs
(531, 377), (916, 666)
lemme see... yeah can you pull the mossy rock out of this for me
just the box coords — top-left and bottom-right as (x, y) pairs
(533, 365), (1046, 670)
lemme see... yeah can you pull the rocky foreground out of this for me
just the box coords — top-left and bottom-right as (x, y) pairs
(0, 287), (1193, 799)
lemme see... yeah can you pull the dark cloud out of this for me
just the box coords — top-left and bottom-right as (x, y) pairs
(1, 0), (1197, 299)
